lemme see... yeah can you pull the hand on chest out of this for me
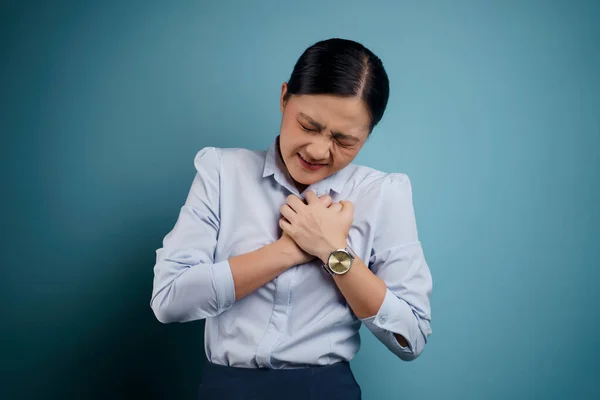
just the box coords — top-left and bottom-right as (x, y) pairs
(216, 183), (373, 264)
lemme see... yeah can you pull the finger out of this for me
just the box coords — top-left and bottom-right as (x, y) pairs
(279, 217), (293, 234)
(305, 190), (318, 205)
(330, 202), (343, 212)
(286, 195), (306, 212)
(319, 195), (333, 207)
(340, 200), (354, 217)
(280, 204), (296, 222)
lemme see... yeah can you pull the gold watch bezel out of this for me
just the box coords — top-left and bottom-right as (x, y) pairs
(326, 248), (354, 275)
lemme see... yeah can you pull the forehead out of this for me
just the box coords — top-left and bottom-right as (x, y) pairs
(290, 94), (371, 136)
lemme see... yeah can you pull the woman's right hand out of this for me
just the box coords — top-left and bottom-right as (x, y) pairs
(278, 194), (333, 266)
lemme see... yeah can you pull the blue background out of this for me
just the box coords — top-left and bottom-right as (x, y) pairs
(2, 1), (599, 399)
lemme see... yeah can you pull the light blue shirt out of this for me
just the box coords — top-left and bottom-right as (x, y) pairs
(150, 136), (432, 368)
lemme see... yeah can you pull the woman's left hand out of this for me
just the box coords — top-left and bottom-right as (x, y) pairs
(279, 191), (354, 263)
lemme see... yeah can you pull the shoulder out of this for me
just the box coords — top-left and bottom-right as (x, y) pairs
(348, 165), (419, 241)
(193, 146), (265, 173)
(348, 163), (413, 197)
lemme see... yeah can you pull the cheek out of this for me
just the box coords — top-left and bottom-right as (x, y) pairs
(329, 148), (360, 171)
(280, 127), (306, 154)
(281, 120), (302, 140)
(332, 147), (355, 163)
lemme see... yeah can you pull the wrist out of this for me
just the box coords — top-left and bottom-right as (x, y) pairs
(318, 239), (349, 264)
(276, 236), (307, 267)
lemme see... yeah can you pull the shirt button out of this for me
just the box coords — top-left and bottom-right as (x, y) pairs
(380, 314), (388, 323)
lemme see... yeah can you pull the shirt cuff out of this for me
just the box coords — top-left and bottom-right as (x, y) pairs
(210, 259), (235, 312)
(360, 288), (419, 356)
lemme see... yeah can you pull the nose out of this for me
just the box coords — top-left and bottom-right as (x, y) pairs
(305, 139), (331, 163)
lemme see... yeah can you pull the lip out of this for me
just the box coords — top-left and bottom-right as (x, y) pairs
(297, 154), (327, 171)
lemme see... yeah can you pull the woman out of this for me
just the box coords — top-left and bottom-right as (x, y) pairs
(150, 38), (432, 399)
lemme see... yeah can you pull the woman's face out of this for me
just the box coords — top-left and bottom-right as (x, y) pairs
(278, 83), (371, 192)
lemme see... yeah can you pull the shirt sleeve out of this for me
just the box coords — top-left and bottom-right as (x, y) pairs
(359, 173), (433, 361)
(150, 147), (235, 324)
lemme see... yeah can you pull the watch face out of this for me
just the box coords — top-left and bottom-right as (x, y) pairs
(328, 250), (352, 274)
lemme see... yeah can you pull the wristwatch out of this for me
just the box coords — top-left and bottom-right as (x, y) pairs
(322, 246), (357, 276)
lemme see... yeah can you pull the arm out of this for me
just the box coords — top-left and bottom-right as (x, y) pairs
(230, 234), (310, 300)
(346, 174), (432, 361)
(315, 249), (409, 347)
(281, 177), (432, 361)
(318, 241), (430, 360)
(150, 147), (312, 323)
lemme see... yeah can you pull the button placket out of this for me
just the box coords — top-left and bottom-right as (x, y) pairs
(254, 268), (295, 367)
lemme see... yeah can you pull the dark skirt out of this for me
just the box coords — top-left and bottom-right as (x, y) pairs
(197, 361), (362, 400)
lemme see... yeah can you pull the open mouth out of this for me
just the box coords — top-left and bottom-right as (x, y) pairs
(297, 154), (327, 171)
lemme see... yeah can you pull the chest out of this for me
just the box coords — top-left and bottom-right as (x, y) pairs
(214, 175), (379, 264)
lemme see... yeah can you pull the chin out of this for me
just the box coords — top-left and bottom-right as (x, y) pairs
(289, 169), (317, 185)
(290, 167), (328, 186)
(282, 153), (331, 187)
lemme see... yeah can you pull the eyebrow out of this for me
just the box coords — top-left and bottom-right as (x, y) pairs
(298, 113), (325, 131)
(298, 113), (361, 142)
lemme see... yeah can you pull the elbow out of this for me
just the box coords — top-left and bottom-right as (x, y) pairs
(150, 291), (180, 324)
(395, 331), (428, 362)
(149, 260), (234, 324)
(149, 283), (217, 324)
(396, 346), (423, 362)
(152, 303), (176, 324)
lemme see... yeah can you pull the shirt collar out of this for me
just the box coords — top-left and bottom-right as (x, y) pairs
(262, 136), (352, 195)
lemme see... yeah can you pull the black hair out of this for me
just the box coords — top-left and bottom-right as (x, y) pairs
(284, 38), (390, 132)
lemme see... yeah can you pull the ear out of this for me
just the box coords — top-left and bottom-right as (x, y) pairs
(280, 82), (288, 113)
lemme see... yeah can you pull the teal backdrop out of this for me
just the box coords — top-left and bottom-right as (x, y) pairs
(3, 1), (599, 399)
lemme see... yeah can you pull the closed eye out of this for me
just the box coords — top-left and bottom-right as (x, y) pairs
(335, 138), (353, 147)
(333, 134), (358, 148)
(299, 123), (317, 132)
